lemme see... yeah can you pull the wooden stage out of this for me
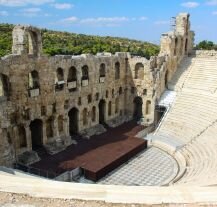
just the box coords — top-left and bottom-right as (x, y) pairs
(31, 121), (147, 181)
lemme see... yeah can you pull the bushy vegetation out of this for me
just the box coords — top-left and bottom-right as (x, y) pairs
(195, 40), (217, 50)
(0, 23), (159, 59)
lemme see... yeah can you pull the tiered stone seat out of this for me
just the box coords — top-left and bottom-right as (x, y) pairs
(168, 57), (196, 91)
(176, 122), (217, 186)
(155, 55), (217, 186)
(157, 90), (217, 144)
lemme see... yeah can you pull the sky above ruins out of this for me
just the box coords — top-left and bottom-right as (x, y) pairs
(0, 0), (217, 44)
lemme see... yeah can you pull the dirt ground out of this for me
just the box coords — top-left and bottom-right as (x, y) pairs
(0, 191), (216, 207)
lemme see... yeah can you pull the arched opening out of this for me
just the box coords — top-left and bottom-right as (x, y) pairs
(82, 65), (89, 80)
(98, 99), (106, 124)
(115, 98), (119, 114)
(99, 63), (106, 80)
(83, 108), (88, 126)
(67, 67), (77, 82)
(81, 65), (89, 86)
(28, 70), (40, 89)
(67, 67), (77, 91)
(30, 119), (43, 150)
(58, 115), (64, 135)
(143, 89), (147, 96)
(146, 100), (152, 115)
(119, 87), (123, 95)
(135, 63), (144, 79)
(18, 126), (27, 148)
(133, 97), (143, 120)
(55, 68), (64, 91)
(91, 106), (96, 122)
(27, 31), (39, 56)
(46, 117), (53, 139)
(0, 74), (10, 97)
(115, 62), (120, 80)
(68, 107), (79, 136)
(108, 101), (112, 116)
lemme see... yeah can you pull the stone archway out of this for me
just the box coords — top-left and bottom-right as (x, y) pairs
(99, 99), (106, 124)
(30, 119), (43, 150)
(68, 107), (79, 136)
(133, 96), (143, 120)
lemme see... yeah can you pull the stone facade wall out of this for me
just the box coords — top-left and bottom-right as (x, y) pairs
(0, 13), (194, 166)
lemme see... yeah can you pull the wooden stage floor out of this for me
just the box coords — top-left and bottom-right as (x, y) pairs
(31, 121), (147, 181)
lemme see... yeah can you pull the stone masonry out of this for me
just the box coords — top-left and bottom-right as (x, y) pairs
(0, 13), (194, 166)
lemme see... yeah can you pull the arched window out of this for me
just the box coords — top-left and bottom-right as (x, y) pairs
(67, 67), (77, 82)
(146, 100), (151, 115)
(91, 106), (96, 122)
(56, 68), (64, 82)
(58, 115), (64, 134)
(108, 101), (112, 116)
(46, 117), (53, 139)
(99, 63), (106, 78)
(135, 63), (144, 79)
(143, 89), (147, 96)
(82, 65), (89, 80)
(115, 98), (119, 114)
(83, 108), (88, 126)
(55, 68), (64, 91)
(115, 62), (120, 80)
(29, 70), (39, 89)
(18, 126), (27, 148)
(119, 87), (123, 95)
(0, 74), (10, 97)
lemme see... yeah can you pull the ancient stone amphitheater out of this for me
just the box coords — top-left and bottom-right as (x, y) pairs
(1, 13), (217, 206)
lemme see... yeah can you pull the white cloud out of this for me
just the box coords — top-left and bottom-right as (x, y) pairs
(206, 0), (217, 5)
(22, 8), (41, 13)
(0, 10), (9, 16)
(52, 3), (73, 9)
(61, 16), (79, 23)
(181, 2), (200, 8)
(80, 17), (130, 24)
(0, 0), (54, 7)
(212, 11), (217, 15)
(20, 7), (42, 17)
(154, 20), (170, 25)
(59, 16), (148, 27)
(139, 16), (148, 21)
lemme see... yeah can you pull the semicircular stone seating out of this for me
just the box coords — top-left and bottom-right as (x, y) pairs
(155, 55), (217, 186)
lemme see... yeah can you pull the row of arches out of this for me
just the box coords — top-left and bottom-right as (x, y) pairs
(133, 97), (151, 120)
(173, 37), (188, 57)
(17, 96), (151, 151)
(27, 62), (121, 94)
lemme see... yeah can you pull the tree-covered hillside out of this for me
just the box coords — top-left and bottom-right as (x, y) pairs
(0, 23), (159, 59)
(195, 40), (217, 50)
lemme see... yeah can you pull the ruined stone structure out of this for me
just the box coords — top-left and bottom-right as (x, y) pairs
(0, 13), (194, 166)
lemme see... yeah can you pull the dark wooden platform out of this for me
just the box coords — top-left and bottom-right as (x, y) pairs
(31, 121), (147, 181)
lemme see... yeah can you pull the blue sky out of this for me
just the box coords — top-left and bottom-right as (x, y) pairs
(0, 0), (217, 44)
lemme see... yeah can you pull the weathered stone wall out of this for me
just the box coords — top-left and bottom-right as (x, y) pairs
(0, 13), (194, 166)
